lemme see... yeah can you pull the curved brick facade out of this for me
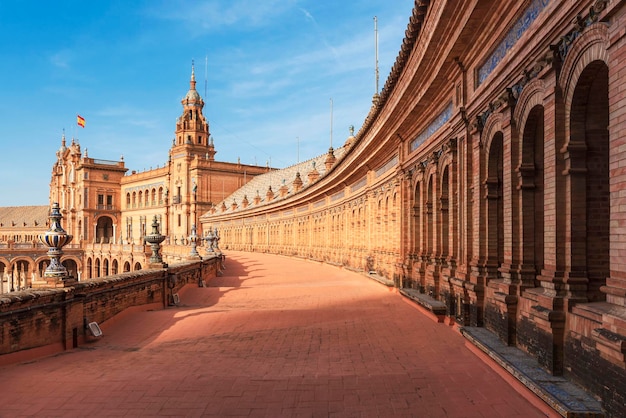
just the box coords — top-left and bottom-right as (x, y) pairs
(201, 1), (626, 415)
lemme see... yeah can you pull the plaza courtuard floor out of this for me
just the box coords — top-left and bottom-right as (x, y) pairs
(0, 251), (557, 417)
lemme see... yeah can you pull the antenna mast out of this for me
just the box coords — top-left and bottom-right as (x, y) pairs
(330, 98), (333, 148)
(374, 16), (379, 94)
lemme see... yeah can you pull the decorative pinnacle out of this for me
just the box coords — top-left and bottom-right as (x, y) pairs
(189, 60), (197, 91)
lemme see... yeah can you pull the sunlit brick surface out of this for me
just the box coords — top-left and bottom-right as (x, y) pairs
(0, 252), (550, 417)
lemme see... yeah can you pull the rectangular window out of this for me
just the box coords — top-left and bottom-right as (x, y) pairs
(98, 194), (104, 205)
(178, 214), (181, 227)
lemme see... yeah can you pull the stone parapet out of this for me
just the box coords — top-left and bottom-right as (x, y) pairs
(0, 256), (222, 365)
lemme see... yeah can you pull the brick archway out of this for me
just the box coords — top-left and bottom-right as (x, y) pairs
(565, 60), (610, 302)
(95, 216), (114, 244)
(485, 131), (504, 276)
(510, 104), (544, 292)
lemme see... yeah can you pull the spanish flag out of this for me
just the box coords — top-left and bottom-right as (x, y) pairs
(77, 114), (85, 128)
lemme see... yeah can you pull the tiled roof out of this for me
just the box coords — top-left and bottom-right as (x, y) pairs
(0, 206), (49, 227)
(211, 146), (347, 215)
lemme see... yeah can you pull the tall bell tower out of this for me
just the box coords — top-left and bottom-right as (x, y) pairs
(170, 62), (216, 160)
(166, 63), (217, 241)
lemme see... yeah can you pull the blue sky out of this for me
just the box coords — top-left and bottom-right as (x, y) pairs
(0, 0), (414, 206)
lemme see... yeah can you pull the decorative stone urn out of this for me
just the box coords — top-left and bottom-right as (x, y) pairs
(144, 215), (166, 266)
(204, 228), (215, 255)
(204, 227), (221, 255)
(188, 223), (201, 259)
(39, 202), (73, 286)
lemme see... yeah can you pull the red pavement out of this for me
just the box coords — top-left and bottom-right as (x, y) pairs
(0, 251), (555, 417)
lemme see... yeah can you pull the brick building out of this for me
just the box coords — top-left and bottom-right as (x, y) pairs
(0, 66), (270, 286)
(201, 0), (626, 415)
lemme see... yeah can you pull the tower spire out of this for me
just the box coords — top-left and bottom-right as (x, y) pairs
(190, 60), (196, 90)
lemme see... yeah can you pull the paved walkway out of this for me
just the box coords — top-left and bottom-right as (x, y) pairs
(0, 251), (554, 417)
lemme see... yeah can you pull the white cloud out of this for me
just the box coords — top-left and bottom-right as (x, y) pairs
(49, 50), (72, 69)
(144, 0), (296, 34)
(299, 8), (316, 24)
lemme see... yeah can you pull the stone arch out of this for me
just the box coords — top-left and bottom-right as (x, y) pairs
(517, 103), (546, 288)
(514, 78), (546, 131)
(412, 178), (424, 290)
(437, 149), (455, 260)
(33, 256), (47, 278)
(86, 257), (93, 279)
(479, 111), (505, 276)
(11, 258), (34, 289)
(61, 257), (80, 280)
(0, 258), (9, 291)
(481, 112), (504, 154)
(425, 171), (435, 261)
(439, 164), (450, 261)
(564, 58), (610, 302)
(103, 258), (110, 277)
(559, 23), (609, 119)
(95, 258), (101, 278)
(413, 178), (423, 250)
(123, 261), (131, 273)
(95, 215), (114, 244)
(134, 262), (142, 271)
(485, 130), (504, 277)
(0, 257), (11, 293)
(384, 193), (390, 221)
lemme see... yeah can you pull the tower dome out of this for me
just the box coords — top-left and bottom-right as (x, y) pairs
(182, 63), (203, 105)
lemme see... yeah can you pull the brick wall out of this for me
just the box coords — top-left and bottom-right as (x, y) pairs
(199, 1), (626, 415)
(0, 256), (220, 365)
(565, 335), (626, 417)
